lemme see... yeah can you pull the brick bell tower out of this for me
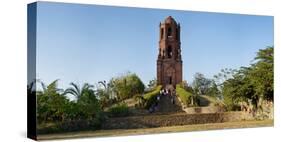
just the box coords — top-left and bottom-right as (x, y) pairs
(157, 16), (183, 88)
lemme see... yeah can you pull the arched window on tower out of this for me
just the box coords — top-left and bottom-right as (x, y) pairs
(167, 27), (172, 38)
(167, 46), (172, 58)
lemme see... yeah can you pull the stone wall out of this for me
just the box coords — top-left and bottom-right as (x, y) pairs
(184, 106), (225, 114)
(102, 112), (253, 130)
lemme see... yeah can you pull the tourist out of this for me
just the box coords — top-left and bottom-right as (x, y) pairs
(172, 89), (176, 96)
(171, 93), (175, 104)
(157, 94), (160, 101)
(164, 89), (168, 96)
(160, 89), (164, 96)
(149, 106), (154, 113)
(154, 104), (158, 111)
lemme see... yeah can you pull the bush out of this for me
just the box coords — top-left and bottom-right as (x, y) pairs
(37, 119), (103, 134)
(109, 72), (145, 100)
(134, 95), (146, 108)
(176, 84), (193, 106)
(108, 103), (130, 117)
(179, 81), (194, 94)
(226, 103), (241, 111)
(143, 85), (162, 109)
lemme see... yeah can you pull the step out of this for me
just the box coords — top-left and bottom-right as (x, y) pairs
(155, 94), (184, 113)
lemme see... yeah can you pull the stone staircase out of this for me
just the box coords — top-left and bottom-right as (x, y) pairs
(156, 94), (184, 114)
(150, 84), (184, 114)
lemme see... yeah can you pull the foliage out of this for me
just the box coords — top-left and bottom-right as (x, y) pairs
(213, 68), (236, 99)
(37, 80), (103, 133)
(64, 82), (95, 101)
(27, 79), (36, 95)
(176, 84), (196, 107)
(134, 94), (146, 108)
(222, 46), (274, 111)
(36, 72), (146, 133)
(213, 68), (237, 86)
(77, 90), (102, 120)
(37, 119), (102, 134)
(108, 103), (130, 117)
(192, 73), (212, 95)
(37, 80), (68, 123)
(109, 72), (145, 101)
(206, 80), (220, 98)
(147, 78), (157, 90)
(96, 80), (119, 109)
(143, 85), (162, 109)
(63, 82), (102, 120)
(179, 80), (194, 93)
(190, 73), (221, 101)
(252, 46), (273, 101)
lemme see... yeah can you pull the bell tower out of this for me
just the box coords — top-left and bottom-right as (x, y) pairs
(157, 16), (183, 88)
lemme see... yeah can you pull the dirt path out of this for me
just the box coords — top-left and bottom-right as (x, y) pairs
(38, 119), (273, 141)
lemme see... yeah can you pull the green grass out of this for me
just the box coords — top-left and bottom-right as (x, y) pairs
(176, 84), (193, 106)
(143, 85), (162, 99)
(143, 85), (162, 109)
(108, 103), (130, 117)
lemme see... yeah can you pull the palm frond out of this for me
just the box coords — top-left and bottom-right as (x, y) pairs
(70, 82), (81, 96)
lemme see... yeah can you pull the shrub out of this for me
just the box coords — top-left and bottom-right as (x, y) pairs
(109, 72), (145, 100)
(214, 102), (227, 112)
(134, 94), (146, 108)
(108, 103), (130, 117)
(37, 119), (103, 134)
(143, 85), (162, 109)
(176, 84), (193, 106)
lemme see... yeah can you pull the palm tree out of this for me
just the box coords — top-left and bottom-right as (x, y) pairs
(64, 82), (101, 120)
(64, 82), (95, 101)
(36, 79), (66, 122)
(38, 79), (63, 95)
(27, 79), (36, 95)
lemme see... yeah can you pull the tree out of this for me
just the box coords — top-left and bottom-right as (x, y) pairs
(64, 82), (95, 101)
(192, 73), (212, 95)
(37, 79), (68, 122)
(38, 79), (63, 96)
(179, 80), (194, 93)
(77, 89), (101, 120)
(207, 80), (220, 98)
(27, 79), (36, 96)
(147, 78), (157, 89)
(64, 82), (102, 120)
(96, 80), (115, 109)
(251, 46), (273, 101)
(222, 46), (274, 111)
(213, 68), (236, 90)
(109, 72), (145, 100)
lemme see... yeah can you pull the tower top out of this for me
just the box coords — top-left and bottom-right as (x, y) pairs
(164, 16), (177, 24)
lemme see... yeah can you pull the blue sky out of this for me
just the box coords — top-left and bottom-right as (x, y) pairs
(36, 2), (273, 89)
